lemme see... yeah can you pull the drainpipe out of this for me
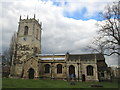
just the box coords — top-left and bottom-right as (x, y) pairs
(51, 62), (53, 79)
(95, 54), (99, 81)
(77, 63), (79, 81)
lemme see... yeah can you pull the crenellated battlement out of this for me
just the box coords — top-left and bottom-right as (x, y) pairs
(19, 14), (42, 27)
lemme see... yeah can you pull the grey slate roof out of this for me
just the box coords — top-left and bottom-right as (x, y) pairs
(39, 58), (65, 60)
(36, 53), (105, 61)
(68, 53), (105, 61)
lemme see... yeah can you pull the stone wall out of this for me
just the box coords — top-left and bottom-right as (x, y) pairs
(23, 57), (39, 78)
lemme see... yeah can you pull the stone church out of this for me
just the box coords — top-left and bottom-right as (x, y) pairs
(10, 15), (111, 81)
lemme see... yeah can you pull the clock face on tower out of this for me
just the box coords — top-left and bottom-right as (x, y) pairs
(23, 37), (27, 41)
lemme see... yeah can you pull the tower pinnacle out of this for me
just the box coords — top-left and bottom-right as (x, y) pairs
(27, 15), (28, 19)
(19, 15), (21, 21)
(34, 14), (35, 19)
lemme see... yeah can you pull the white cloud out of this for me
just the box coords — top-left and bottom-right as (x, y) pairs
(105, 55), (118, 67)
(0, 0), (118, 66)
(42, 17), (98, 53)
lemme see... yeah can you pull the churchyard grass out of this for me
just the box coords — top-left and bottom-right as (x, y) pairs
(2, 78), (118, 88)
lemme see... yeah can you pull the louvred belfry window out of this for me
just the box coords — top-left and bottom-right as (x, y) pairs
(24, 26), (28, 35)
(36, 29), (39, 39)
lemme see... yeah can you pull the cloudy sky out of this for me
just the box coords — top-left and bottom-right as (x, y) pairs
(0, 0), (118, 66)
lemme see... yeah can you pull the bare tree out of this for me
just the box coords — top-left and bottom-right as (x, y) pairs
(9, 32), (17, 66)
(2, 32), (16, 66)
(89, 1), (120, 56)
(2, 49), (10, 65)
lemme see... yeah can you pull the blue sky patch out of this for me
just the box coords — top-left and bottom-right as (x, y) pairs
(64, 8), (104, 21)
(53, 2), (61, 6)
(52, 1), (68, 6)
(64, 7), (87, 20)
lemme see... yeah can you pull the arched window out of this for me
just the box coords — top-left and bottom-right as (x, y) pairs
(101, 72), (104, 77)
(24, 26), (28, 35)
(87, 65), (94, 76)
(44, 64), (50, 73)
(57, 64), (62, 73)
(69, 65), (75, 75)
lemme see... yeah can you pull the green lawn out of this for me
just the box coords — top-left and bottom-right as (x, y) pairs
(2, 78), (119, 88)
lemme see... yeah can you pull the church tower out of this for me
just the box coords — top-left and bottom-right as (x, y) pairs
(10, 15), (42, 77)
(13, 15), (42, 63)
